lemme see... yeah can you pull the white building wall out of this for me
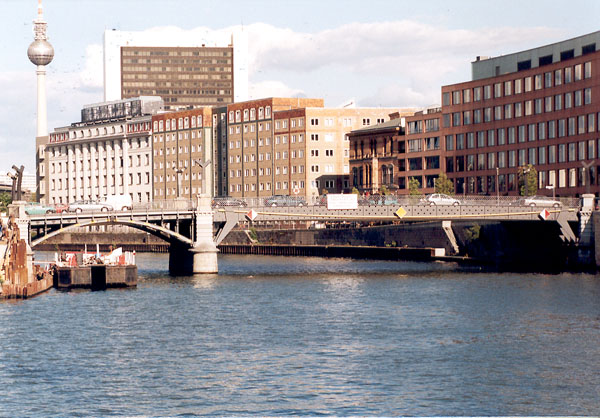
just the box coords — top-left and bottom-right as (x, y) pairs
(45, 118), (153, 205)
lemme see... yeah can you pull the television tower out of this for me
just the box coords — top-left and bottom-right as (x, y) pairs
(27, 0), (54, 137)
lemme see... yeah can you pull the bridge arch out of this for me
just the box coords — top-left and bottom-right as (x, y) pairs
(30, 218), (193, 248)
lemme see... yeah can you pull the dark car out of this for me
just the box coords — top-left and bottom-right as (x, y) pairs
(264, 195), (307, 207)
(211, 197), (248, 208)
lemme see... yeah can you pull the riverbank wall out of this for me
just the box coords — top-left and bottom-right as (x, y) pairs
(33, 218), (591, 272)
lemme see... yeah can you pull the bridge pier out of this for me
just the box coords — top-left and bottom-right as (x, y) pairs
(168, 194), (218, 275)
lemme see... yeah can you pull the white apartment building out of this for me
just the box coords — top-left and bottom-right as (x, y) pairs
(38, 97), (163, 205)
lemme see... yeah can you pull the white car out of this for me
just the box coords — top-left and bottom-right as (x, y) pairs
(68, 200), (113, 213)
(520, 196), (562, 208)
(421, 193), (461, 206)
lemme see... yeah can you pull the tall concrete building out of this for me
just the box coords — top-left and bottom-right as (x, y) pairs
(103, 29), (248, 110)
(39, 97), (163, 205)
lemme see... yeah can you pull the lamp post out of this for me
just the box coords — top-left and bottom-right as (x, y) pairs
(193, 159), (211, 196)
(173, 166), (184, 199)
(546, 184), (555, 200)
(496, 167), (499, 205)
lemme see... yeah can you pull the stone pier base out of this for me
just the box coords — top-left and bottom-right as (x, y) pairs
(168, 241), (219, 275)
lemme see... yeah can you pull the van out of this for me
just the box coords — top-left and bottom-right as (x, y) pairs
(99, 194), (133, 211)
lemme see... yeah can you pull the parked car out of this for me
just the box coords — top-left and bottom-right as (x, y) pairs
(211, 197), (248, 208)
(421, 193), (461, 206)
(68, 200), (113, 213)
(98, 194), (132, 211)
(512, 196), (562, 208)
(264, 195), (307, 207)
(24, 203), (56, 215)
(54, 203), (69, 214)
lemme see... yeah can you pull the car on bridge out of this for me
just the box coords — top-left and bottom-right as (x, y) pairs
(264, 195), (307, 207)
(68, 200), (113, 213)
(511, 196), (562, 208)
(24, 203), (56, 215)
(421, 193), (461, 206)
(211, 197), (248, 208)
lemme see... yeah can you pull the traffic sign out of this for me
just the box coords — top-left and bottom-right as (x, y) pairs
(293, 187), (300, 195)
(394, 207), (407, 219)
(538, 209), (550, 220)
(246, 209), (258, 221)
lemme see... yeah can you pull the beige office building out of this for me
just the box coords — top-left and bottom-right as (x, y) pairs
(224, 98), (415, 199)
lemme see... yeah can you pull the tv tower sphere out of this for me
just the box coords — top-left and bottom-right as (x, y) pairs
(28, 0), (53, 67)
(28, 39), (54, 66)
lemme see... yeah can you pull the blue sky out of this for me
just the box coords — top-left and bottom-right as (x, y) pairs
(2, 0), (600, 175)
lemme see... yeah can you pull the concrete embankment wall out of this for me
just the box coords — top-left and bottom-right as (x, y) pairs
(222, 220), (580, 271)
(34, 219), (591, 271)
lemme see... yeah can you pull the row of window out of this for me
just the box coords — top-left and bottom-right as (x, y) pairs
(154, 171), (203, 183)
(447, 88), (592, 127)
(229, 106), (272, 123)
(50, 172), (150, 191)
(445, 113), (600, 151)
(445, 61), (593, 105)
(154, 144), (202, 156)
(228, 121), (273, 135)
(153, 115), (203, 132)
(444, 139), (599, 173)
(228, 134), (307, 149)
(49, 153), (150, 174)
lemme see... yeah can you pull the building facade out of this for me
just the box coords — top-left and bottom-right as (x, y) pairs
(38, 97), (163, 205)
(151, 107), (214, 200)
(103, 29), (248, 109)
(443, 35), (600, 197)
(350, 31), (600, 198)
(222, 98), (411, 199)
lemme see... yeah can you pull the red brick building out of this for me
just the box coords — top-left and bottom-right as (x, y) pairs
(350, 31), (600, 198)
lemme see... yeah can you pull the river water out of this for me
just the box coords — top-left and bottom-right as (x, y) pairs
(1, 253), (599, 417)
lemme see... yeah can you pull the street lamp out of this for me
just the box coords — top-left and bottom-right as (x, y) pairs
(193, 159), (211, 196)
(496, 167), (499, 206)
(173, 166), (184, 199)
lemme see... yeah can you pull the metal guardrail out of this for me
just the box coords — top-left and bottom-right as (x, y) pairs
(37, 195), (582, 216)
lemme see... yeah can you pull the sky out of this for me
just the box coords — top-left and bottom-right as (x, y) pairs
(1, 0), (600, 175)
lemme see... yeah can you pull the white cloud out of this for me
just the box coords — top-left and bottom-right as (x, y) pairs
(79, 44), (104, 89)
(249, 80), (305, 100)
(243, 21), (562, 76)
(0, 19), (568, 174)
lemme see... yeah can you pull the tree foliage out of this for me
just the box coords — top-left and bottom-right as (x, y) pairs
(408, 177), (422, 196)
(434, 173), (454, 195)
(351, 187), (360, 195)
(518, 164), (538, 196)
(0, 192), (11, 212)
(379, 185), (390, 195)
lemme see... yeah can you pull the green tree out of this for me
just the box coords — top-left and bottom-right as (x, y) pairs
(434, 173), (454, 195)
(0, 192), (11, 213)
(379, 185), (390, 195)
(351, 187), (360, 195)
(408, 177), (422, 196)
(518, 164), (538, 196)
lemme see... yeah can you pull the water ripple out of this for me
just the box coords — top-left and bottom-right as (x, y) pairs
(0, 253), (599, 416)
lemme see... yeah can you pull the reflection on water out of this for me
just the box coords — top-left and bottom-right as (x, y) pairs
(0, 252), (599, 416)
